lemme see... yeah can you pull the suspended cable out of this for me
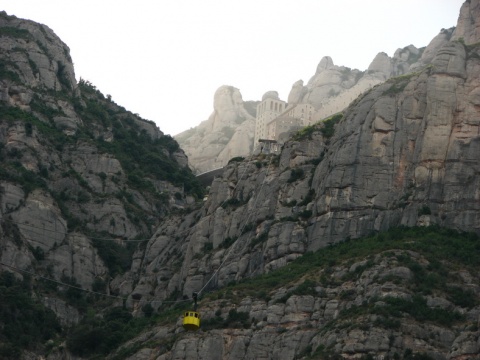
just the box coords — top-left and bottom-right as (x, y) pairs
(0, 156), (271, 308)
(198, 155), (275, 296)
(2, 157), (255, 244)
(0, 261), (190, 306)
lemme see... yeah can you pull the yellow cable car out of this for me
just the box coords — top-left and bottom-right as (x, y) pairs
(182, 292), (200, 331)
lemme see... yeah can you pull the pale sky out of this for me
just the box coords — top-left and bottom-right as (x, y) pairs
(2, 0), (464, 136)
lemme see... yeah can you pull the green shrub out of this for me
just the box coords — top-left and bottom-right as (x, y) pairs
(249, 231), (268, 249)
(287, 168), (304, 183)
(242, 223), (255, 234)
(377, 295), (464, 326)
(418, 205), (432, 215)
(228, 156), (245, 164)
(0, 27), (31, 39)
(221, 198), (242, 209)
(298, 189), (315, 206)
(298, 209), (312, 219)
(225, 309), (250, 328)
(447, 286), (478, 308)
(292, 123), (319, 141)
(66, 306), (151, 357)
(0, 273), (61, 355)
(320, 113), (343, 139)
(383, 73), (416, 96)
(203, 242), (213, 252)
(92, 237), (135, 276)
(221, 236), (237, 249)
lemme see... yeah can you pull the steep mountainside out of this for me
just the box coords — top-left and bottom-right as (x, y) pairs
(0, 1), (480, 359)
(0, 10), (203, 355)
(114, 0), (480, 358)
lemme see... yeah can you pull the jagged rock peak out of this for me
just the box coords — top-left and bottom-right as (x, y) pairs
(393, 45), (420, 60)
(367, 52), (392, 75)
(175, 85), (256, 174)
(452, 0), (480, 44)
(288, 79), (307, 104)
(213, 85), (244, 115)
(316, 55), (334, 72)
(0, 11), (76, 93)
(261, 90), (280, 101)
(409, 27), (455, 72)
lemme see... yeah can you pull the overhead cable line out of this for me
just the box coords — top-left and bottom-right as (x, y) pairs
(2, 158), (254, 244)
(0, 261), (190, 306)
(0, 155), (274, 308)
(198, 155), (275, 296)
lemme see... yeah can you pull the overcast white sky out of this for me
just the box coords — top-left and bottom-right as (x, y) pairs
(2, 0), (464, 136)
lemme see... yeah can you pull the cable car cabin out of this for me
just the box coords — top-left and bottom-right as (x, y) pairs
(183, 311), (201, 331)
(183, 292), (200, 331)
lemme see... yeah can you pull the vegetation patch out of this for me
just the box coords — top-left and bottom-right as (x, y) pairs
(320, 113), (343, 139)
(277, 279), (317, 303)
(0, 60), (21, 83)
(0, 26), (32, 40)
(383, 73), (417, 96)
(290, 112), (344, 141)
(0, 272), (61, 359)
(228, 156), (245, 164)
(75, 80), (204, 199)
(67, 306), (150, 357)
(92, 237), (137, 276)
(292, 122), (321, 141)
(287, 168), (305, 183)
(374, 295), (464, 326)
(221, 226), (480, 303)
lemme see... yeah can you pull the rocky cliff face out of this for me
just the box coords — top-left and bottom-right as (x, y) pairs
(0, 9), (201, 332)
(110, 233), (480, 360)
(176, 34), (440, 174)
(143, 0), (480, 301)
(121, 0), (480, 358)
(175, 86), (257, 174)
(1, 1), (480, 359)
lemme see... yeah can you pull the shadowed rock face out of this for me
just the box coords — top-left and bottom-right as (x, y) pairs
(0, 11), (194, 328)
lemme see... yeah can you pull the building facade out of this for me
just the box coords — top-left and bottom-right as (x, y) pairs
(254, 95), (287, 149)
(255, 101), (316, 149)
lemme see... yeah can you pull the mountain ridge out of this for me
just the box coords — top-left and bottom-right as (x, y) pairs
(0, 1), (479, 359)
(175, 26), (457, 174)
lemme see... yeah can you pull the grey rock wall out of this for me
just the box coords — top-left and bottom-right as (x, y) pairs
(134, 0), (480, 314)
(175, 85), (256, 174)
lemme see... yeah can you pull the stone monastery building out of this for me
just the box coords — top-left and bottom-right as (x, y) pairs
(254, 92), (315, 150)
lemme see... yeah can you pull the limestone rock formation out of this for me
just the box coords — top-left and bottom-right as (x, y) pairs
(452, 0), (480, 44)
(2, 1), (480, 359)
(0, 10), (198, 336)
(122, 1), (480, 357)
(176, 28), (453, 175)
(175, 85), (257, 174)
(111, 246), (480, 360)
(409, 28), (455, 72)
